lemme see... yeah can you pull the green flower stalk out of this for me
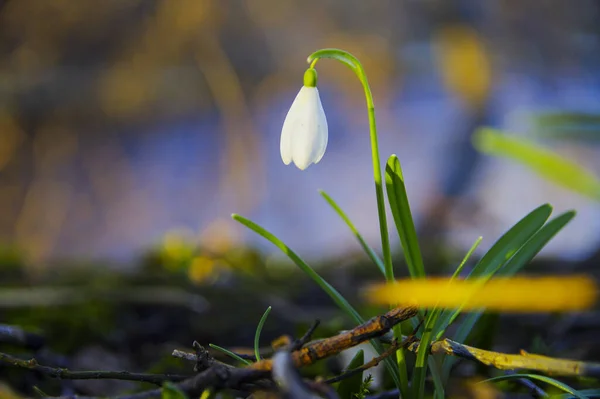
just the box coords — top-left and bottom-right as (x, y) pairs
(302, 49), (394, 283)
(283, 48), (406, 399)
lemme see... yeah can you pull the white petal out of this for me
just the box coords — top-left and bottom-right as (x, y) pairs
(280, 86), (328, 170)
(280, 88), (306, 165)
(311, 88), (328, 164)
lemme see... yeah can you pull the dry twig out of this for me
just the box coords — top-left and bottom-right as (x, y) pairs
(0, 352), (189, 386)
(250, 306), (417, 371)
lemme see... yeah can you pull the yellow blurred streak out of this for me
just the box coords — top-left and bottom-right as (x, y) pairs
(14, 180), (73, 267)
(99, 0), (213, 117)
(196, 33), (264, 218)
(0, 112), (25, 172)
(365, 276), (597, 312)
(435, 26), (492, 107)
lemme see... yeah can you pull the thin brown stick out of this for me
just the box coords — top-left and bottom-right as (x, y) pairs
(324, 333), (420, 385)
(0, 352), (189, 385)
(324, 339), (401, 385)
(250, 306), (417, 371)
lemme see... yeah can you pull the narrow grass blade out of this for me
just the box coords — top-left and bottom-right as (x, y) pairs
(231, 214), (405, 395)
(319, 190), (386, 277)
(385, 154), (426, 278)
(232, 214), (361, 321)
(254, 306), (272, 362)
(337, 349), (364, 399)
(483, 374), (589, 399)
(452, 236), (483, 279)
(440, 211), (575, 382)
(209, 343), (251, 366)
(473, 127), (600, 201)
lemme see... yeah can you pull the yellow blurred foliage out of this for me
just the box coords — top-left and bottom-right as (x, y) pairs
(0, 383), (23, 399)
(187, 255), (221, 284)
(435, 26), (492, 107)
(365, 276), (597, 312)
(161, 229), (196, 271)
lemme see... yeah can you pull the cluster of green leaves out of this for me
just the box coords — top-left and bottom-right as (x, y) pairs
(232, 148), (582, 398)
(473, 127), (600, 202)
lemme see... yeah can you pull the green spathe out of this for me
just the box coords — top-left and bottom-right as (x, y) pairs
(303, 68), (318, 87)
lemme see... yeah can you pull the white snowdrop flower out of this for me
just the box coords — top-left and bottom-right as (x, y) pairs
(280, 68), (328, 170)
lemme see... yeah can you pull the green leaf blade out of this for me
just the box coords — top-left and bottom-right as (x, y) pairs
(385, 154), (426, 279)
(319, 190), (386, 277)
(254, 306), (272, 362)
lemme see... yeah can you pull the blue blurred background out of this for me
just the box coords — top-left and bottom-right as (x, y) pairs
(1, 0), (600, 268)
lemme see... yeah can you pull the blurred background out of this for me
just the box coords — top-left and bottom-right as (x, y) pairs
(1, 0), (600, 267)
(2, 1), (600, 397)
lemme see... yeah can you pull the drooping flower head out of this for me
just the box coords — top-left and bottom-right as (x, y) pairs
(280, 68), (328, 170)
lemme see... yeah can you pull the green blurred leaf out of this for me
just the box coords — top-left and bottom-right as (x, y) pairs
(337, 350), (364, 399)
(162, 382), (188, 399)
(473, 128), (600, 201)
(385, 154), (426, 278)
(319, 190), (386, 277)
(483, 374), (588, 399)
(533, 112), (600, 141)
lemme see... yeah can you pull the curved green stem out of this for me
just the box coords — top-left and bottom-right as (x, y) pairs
(307, 49), (393, 282)
(308, 49), (405, 399)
